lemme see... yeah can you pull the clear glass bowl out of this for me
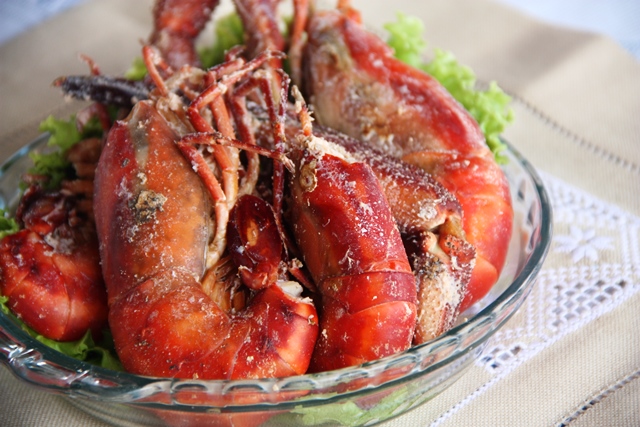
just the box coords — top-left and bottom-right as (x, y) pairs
(0, 135), (552, 427)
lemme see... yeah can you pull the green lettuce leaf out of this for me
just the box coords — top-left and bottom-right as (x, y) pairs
(0, 209), (19, 239)
(384, 12), (427, 68)
(32, 115), (102, 189)
(385, 12), (513, 163)
(199, 12), (245, 69)
(283, 384), (427, 426)
(124, 56), (148, 80)
(32, 328), (123, 371)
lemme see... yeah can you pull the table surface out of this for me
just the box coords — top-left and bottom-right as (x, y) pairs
(0, 1), (639, 427)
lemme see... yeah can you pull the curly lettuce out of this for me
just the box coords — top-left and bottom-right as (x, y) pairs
(0, 209), (19, 239)
(385, 12), (514, 163)
(124, 56), (148, 80)
(270, 383), (428, 426)
(31, 115), (102, 189)
(199, 12), (245, 68)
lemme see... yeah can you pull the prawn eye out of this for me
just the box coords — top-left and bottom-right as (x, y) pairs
(299, 160), (318, 192)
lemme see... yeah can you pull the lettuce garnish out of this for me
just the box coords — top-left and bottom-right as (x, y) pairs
(0, 209), (19, 239)
(282, 384), (427, 426)
(124, 56), (148, 80)
(385, 12), (514, 163)
(199, 12), (245, 69)
(32, 115), (102, 189)
(384, 13), (427, 67)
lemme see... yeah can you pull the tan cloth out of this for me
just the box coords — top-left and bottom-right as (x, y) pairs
(1, 0), (639, 426)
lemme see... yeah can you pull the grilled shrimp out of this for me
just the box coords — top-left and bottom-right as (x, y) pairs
(93, 47), (318, 379)
(297, 1), (513, 312)
(0, 139), (107, 341)
(285, 97), (418, 371)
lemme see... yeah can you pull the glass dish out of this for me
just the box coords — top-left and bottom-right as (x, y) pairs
(0, 135), (552, 427)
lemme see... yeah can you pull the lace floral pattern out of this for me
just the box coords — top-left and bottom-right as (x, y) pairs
(432, 172), (640, 425)
(554, 226), (614, 263)
(479, 172), (639, 373)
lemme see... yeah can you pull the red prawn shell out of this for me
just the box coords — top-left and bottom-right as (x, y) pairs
(289, 148), (417, 372)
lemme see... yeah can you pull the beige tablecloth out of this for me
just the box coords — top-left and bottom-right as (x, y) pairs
(1, 0), (639, 426)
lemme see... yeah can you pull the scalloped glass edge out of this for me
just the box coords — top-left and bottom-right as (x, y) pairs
(0, 134), (552, 415)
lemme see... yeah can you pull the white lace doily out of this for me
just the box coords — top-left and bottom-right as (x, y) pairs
(432, 172), (640, 425)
